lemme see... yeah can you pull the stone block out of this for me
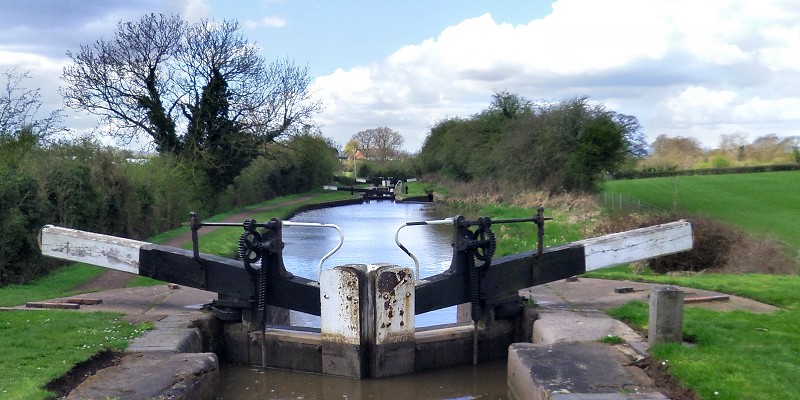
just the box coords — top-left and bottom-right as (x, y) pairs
(508, 342), (665, 400)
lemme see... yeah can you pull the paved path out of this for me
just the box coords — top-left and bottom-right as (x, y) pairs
(522, 277), (778, 313)
(20, 275), (777, 326)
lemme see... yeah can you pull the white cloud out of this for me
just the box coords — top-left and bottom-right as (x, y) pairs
(244, 16), (287, 29)
(167, 0), (212, 22)
(660, 87), (739, 126)
(314, 0), (800, 151)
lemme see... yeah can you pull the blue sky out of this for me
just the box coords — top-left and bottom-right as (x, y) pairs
(2, 0), (799, 152)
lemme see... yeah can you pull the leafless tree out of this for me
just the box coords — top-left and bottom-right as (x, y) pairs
(1, 68), (62, 141)
(61, 14), (321, 156)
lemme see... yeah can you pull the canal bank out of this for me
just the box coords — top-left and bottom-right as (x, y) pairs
(31, 277), (776, 399)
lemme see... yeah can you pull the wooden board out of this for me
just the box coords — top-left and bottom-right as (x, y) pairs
(575, 220), (693, 271)
(39, 225), (147, 274)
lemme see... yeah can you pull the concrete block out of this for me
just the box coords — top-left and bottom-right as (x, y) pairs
(508, 342), (665, 400)
(220, 322), (249, 363)
(66, 352), (218, 400)
(128, 327), (203, 353)
(648, 286), (684, 346)
(532, 310), (642, 345)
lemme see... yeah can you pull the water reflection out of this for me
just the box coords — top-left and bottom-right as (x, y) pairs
(217, 360), (508, 400)
(281, 201), (455, 327)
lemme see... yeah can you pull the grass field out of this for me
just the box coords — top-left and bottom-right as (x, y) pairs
(595, 170), (800, 399)
(602, 170), (800, 249)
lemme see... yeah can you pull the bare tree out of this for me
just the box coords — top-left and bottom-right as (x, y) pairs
(351, 127), (404, 162)
(1, 68), (63, 167)
(1, 68), (62, 141)
(61, 14), (321, 189)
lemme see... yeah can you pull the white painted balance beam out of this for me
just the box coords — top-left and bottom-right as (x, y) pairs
(39, 225), (148, 274)
(39, 220), (694, 276)
(573, 220), (693, 271)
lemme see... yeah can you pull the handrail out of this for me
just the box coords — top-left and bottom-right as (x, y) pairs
(394, 217), (454, 277)
(283, 221), (344, 277)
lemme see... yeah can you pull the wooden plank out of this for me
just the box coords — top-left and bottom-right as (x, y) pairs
(684, 295), (730, 304)
(39, 225), (147, 274)
(64, 298), (103, 305)
(576, 220), (693, 271)
(26, 302), (81, 309)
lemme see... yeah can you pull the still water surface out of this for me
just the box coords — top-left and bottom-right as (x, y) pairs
(216, 201), (509, 399)
(282, 200), (456, 327)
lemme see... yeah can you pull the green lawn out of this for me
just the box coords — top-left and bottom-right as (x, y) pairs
(592, 266), (800, 400)
(0, 310), (151, 399)
(603, 171), (800, 249)
(590, 169), (800, 399)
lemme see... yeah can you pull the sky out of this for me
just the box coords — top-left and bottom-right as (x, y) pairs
(2, 0), (799, 153)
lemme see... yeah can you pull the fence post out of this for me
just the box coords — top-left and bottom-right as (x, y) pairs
(648, 286), (684, 345)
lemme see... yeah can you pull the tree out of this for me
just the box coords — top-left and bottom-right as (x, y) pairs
(490, 90), (531, 119)
(342, 139), (360, 174)
(1, 69), (63, 166)
(748, 134), (794, 163)
(61, 14), (321, 191)
(645, 134), (704, 170)
(418, 94), (638, 192)
(351, 127), (404, 162)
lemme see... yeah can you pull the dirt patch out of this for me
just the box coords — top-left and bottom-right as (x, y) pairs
(44, 350), (122, 399)
(633, 356), (702, 400)
(73, 269), (135, 292)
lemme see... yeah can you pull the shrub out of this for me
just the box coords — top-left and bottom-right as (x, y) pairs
(0, 167), (55, 285)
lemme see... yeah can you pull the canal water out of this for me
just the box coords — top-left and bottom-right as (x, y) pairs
(216, 200), (510, 399)
(282, 200), (456, 328)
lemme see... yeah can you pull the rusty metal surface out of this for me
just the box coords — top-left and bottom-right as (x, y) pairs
(320, 266), (364, 345)
(372, 265), (415, 344)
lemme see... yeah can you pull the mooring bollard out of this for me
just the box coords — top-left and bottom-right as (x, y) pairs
(648, 286), (684, 345)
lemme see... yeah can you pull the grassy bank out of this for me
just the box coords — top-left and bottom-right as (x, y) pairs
(594, 171), (800, 399)
(0, 311), (151, 399)
(603, 170), (800, 249)
(589, 266), (800, 399)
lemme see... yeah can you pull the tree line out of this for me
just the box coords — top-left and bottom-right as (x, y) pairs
(641, 133), (800, 171)
(416, 92), (646, 193)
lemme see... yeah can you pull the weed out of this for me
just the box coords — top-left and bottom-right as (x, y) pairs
(599, 335), (625, 345)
